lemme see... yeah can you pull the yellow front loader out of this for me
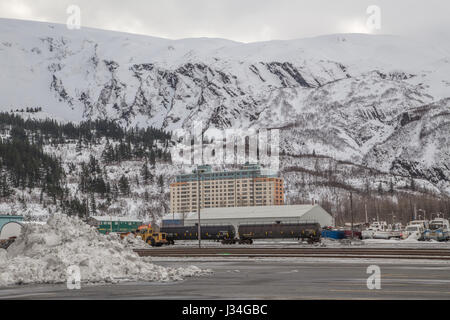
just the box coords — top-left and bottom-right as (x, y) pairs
(136, 224), (170, 247)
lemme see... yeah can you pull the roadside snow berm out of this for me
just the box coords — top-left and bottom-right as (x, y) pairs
(0, 214), (209, 286)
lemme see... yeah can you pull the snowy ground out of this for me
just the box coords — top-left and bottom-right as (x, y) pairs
(1, 260), (449, 300)
(160, 238), (450, 249)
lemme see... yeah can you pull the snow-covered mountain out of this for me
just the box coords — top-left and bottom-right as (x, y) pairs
(1, 18), (449, 195)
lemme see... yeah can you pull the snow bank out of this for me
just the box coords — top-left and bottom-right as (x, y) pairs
(363, 238), (403, 244)
(0, 214), (210, 287)
(0, 249), (7, 262)
(120, 233), (149, 249)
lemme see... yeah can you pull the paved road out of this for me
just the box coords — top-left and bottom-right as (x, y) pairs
(1, 259), (450, 299)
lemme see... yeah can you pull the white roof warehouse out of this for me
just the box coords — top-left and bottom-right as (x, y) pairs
(163, 205), (334, 228)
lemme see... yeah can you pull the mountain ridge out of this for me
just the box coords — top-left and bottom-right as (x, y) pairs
(1, 18), (449, 196)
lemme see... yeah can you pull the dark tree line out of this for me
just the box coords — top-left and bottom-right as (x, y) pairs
(0, 126), (64, 200)
(79, 155), (110, 196)
(101, 140), (170, 164)
(0, 112), (172, 217)
(11, 107), (43, 113)
(0, 112), (171, 147)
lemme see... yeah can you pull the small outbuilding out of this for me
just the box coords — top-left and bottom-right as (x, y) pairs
(0, 221), (23, 240)
(0, 215), (24, 240)
(0, 215), (23, 229)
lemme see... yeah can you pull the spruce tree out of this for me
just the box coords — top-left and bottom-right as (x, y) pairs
(118, 175), (130, 196)
(149, 150), (156, 167)
(377, 182), (383, 195)
(1, 174), (13, 197)
(141, 162), (153, 183)
(90, 192), (97, 215)
(158, 175), (164, 193)
(410, 178), (416, 191)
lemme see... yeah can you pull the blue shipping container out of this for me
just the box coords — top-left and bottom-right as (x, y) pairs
(321, 229), (345, 239)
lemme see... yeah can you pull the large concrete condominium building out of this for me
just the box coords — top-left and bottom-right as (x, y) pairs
(170, 163), (284, 214)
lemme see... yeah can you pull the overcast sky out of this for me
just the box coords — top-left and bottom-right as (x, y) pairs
(1, 0), (449, 42)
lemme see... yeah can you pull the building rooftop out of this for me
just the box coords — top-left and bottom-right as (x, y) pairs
(176, 163), (278, 183)
(0, 215), (24, 219)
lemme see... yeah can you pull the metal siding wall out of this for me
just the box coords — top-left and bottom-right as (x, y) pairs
(184, 206), (333, 227)
(185, 217), (312, 227)
(302, 207), (333, 227)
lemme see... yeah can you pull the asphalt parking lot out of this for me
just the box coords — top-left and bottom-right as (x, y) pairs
(1, 259), (450, 299)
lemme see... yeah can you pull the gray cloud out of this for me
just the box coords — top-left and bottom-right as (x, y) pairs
(0, 0), (449, 42)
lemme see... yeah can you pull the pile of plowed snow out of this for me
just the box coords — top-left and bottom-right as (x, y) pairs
(121, 233), (149, 249)
(0, 214), (209, 286)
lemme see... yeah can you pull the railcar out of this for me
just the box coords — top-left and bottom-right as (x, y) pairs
(161, 225), (236, 241)
(238, 222), (321, 243)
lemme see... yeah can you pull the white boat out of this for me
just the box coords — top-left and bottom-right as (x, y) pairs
(373, 223), (403, 239)
(423, 218), (450, 242)
(363, 221), (403, 239)
(402, 223), (425, 240)
(408, 220), (429, 230)
(362, 221), (387, 239)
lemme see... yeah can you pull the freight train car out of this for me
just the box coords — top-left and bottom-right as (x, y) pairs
(88, 216), (142, 235)
(161, 225), (236, 241)
(238, 222), (321, 243)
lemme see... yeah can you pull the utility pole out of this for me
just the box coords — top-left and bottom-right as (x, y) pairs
(197, 170), (201, 249)
(350, 192), (354, 239)
(376, 201), (380, 222)
(364, 201), (368, 224)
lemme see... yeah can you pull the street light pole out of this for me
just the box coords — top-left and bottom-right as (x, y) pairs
(350, 192), (354, 239)
(364, 201), (368, 225)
